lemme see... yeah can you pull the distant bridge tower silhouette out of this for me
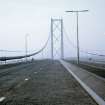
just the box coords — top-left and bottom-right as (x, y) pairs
(51, 18), (64, 59)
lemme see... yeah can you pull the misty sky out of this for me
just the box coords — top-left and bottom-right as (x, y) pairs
(0, 0), (105, 58)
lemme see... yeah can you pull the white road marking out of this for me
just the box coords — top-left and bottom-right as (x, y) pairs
(25, 78), (29, 81)
(0, 97), (6, 102)
(40, 68), (42, 70)
(34, 72), (37, 74)
(60, 60), (105, 105)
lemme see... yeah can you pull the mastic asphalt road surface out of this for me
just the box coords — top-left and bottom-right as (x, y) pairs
(0, 60), (97, 105)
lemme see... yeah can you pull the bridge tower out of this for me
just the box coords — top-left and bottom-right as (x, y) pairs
(51, 18), (64, 59)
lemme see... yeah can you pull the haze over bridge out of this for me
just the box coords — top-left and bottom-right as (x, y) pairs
(0, 18), (105, 105)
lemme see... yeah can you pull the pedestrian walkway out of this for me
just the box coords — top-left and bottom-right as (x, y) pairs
(60, 60), (105, 105)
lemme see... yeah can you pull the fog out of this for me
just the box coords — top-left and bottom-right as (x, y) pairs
(0, 0), (105, 59)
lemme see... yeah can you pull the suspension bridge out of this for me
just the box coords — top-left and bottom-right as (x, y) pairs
(0, 18), (105, 105)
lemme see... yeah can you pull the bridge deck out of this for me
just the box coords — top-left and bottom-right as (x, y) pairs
(0, 60), (97, 105)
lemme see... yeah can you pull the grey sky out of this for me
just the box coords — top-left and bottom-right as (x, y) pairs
(0, 0), (105, 58)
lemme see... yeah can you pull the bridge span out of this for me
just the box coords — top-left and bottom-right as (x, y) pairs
(0, 59), (103, 105)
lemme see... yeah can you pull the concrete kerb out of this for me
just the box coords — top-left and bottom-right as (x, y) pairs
(59, 60), (105, 105)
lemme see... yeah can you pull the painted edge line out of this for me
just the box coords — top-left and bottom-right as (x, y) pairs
(0, 97), (6, 102)
(60, 60), (105, 105)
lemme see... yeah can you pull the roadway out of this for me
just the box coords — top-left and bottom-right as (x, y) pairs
(0, 60), (97, 105)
